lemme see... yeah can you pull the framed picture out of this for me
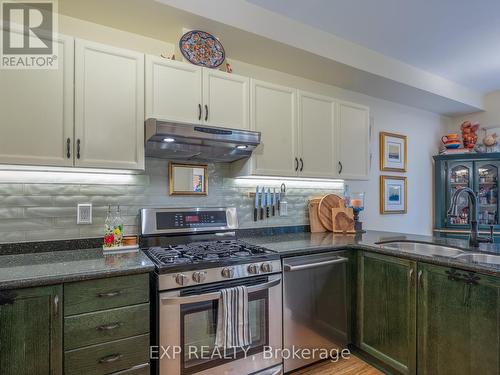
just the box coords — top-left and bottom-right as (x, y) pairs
(169, 162), (208, 196)
(380, 176), (407, 214)
(380, 132), (407, 172)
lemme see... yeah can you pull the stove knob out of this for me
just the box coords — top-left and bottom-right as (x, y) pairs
(221, 267), (235, 278)
(260, 262), (273, 273)
(192, 271), (207, 283)
(175, 273), (189, 286)
(247, 264), (260, 274)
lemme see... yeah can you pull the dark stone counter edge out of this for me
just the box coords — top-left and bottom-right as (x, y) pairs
(271, 243), (500, 277)
(0, 263), (155, 291)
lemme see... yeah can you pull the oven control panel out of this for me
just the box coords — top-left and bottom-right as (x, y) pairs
(158, 260), (282, 290)
(140, 207), (238, 235)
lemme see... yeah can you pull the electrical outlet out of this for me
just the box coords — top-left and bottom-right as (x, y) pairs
(77, 203), (92, 224)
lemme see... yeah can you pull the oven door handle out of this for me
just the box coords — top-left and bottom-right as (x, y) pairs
(160, 278), (281, 305)
(283, 256), (348, 272)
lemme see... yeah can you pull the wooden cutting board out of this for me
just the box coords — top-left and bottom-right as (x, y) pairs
(332, 207), (355, 233)
(309, 198), (327, 233)
(318, 194), (344, 231)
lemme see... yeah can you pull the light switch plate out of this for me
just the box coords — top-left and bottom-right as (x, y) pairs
(77, 203), (92, 224)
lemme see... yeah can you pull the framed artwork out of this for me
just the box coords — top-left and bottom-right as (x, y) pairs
(380, 132), (407, 172)
(169, 162), (208, 196)
(380, 176), (407, 214)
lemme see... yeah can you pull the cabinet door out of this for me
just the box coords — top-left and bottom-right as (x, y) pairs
(145, 56), (202, 124)
(418, 264), (499, 375)
(251, 80), (297, 176)
(337, 101), (370, 179)
(356, 252), (416, 375)
(75, 40), (144, 170)
(474, 161), (500, 228)
(0, 34), (74, 167)
(297, 91), (337, 178)
(445, 161), (473, 227)
(202, 69), (249, 129)
(0, 285), (62, 375)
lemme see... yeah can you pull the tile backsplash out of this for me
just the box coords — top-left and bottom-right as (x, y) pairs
(0, 158), (343, 244)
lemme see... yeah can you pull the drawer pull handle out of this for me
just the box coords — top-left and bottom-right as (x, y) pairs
(97, 291), (122, 298)
(98, 353), (122, 364)
(97, 322), (122, 331)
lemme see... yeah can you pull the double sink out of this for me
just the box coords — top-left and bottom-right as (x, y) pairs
(376, 241), (500, 265)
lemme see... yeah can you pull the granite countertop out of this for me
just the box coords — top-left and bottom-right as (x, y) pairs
(0, 248), (154, 290)
(241, 230), (500, 276)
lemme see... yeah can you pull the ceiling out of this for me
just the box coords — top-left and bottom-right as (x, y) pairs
(248, 0), (500, 93)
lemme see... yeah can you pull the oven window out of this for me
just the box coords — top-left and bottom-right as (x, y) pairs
(180, 290), (268, 375)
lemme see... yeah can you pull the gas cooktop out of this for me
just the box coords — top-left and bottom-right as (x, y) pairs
(144, 239), (278, 273)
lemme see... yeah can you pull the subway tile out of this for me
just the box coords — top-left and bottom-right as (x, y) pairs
(0, 196), (52, 207)
(0, 208), (23, 219)
(24, 206), (76, 218)
(26, 228), (80, 241)
(24, 184), (80, 195)
(79, 185), (131, 196)
(0, 218), (53, 232)
(0, 231), (26, 244)
(0, 184), (24, 195)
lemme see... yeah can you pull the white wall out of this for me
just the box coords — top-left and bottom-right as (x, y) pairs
(57, 14), (449, 236)
(450, 90), (500, 131)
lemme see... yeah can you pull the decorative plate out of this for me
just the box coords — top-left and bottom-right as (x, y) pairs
(179, 30), (225, 68)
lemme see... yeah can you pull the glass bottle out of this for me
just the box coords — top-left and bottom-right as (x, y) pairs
(113, 205), (124, 247)
(103, 205), (114, 248)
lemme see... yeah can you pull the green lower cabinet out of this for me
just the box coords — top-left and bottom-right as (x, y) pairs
(0, 285), (62, 375)
(356, 251), (416, 375)
(417, 263), (500, 375)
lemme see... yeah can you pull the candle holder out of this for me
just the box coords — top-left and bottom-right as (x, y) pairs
(346, 192), (366, 233)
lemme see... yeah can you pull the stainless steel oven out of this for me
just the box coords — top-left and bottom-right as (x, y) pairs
(158, 273), (282, 375)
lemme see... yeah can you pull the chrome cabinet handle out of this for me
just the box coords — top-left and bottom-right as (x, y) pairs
(97, 322), (122, 331)
(66, 138), (71, 159)
(160, 278), (280, 305)
(98, 353), (122, 363)
(284, 257), (348, 272)
(198, 104), (202, 120)
(295, 157), (299, 171)
(418, 270), (423, 288)
(299, 158), (304, 172)
(53, 295), (59, 317)
(98, 291), (122, 298)
(76, 139), (81, 159)
(409, 268), (414, 284)
(204, 104), (208, 121)
(338, 161), (343, 174)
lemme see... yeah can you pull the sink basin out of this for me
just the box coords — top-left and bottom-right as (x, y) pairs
(377, 241), (466, 258)
(455, 253), (500, 265)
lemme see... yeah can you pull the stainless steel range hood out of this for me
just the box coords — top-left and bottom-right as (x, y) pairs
(145, 118), (261, 162)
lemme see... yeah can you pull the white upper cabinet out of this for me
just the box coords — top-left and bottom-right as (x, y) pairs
(0, 34), (74, 167)
(336, 101), (370, 180)
(250, 80), (297, 177)
(75, 39), (145, 170)
(145, 56), (202, 124)
(297, 90), (337, 178)
(202, 69), (249, 129)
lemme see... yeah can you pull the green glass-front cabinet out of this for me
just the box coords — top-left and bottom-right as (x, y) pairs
(418, 263), (499, 375)
(0, 285), (62, 375)
(434, 153), (500, 239)
(356, 252), (417, 375)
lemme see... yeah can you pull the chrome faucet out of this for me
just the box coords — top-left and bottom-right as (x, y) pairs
(447, 187), (494, 247)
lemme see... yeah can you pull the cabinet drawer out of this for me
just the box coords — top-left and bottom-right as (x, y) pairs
(64, 274), (149, 316)
(64, 334), (149, 375)
(64, 303), (150, 350)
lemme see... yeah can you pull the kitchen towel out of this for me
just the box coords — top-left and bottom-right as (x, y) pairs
(215, 285), (251, 348)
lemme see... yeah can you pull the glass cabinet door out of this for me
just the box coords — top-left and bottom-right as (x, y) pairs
(475, 162), (499, 226)
(447, 162), (472, 225)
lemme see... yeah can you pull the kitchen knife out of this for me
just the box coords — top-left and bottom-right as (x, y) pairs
(260, 187), (265, 220)
(254, 185), (259, 221)
(272, 188), (276, 216)
(266, 188), (271, 218)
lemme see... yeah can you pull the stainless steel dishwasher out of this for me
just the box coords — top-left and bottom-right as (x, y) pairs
(282, 251), (349, 373)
